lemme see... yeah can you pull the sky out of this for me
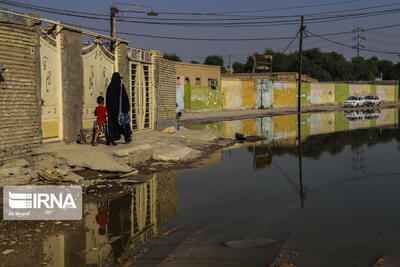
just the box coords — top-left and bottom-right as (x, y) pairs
(3, 0), (400, 64)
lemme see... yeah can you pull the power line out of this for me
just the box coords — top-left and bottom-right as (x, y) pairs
(282, 30), (300, 53)
(2, 0), (400, 28)
(306, 30), (400, 55)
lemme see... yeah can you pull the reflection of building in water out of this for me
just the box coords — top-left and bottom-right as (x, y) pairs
(256, 117), (274, 142)
(252, 144), (273, 169)
(42, 171), (178, 266)
(43, 235), (65, 267)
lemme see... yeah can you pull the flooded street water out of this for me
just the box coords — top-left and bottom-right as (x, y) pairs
(2, 108), (400, 266)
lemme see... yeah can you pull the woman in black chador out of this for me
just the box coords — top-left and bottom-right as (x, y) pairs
(106, 72), (132, 146)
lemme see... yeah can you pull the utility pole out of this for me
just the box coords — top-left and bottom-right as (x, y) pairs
(357, 22), (361, 57)
(110, 0), (118, 51)
(297, 16), (305, 114)
(297, 16), (306, 209)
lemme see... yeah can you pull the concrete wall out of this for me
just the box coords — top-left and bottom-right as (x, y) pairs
(117, 41), (129, 84)
(176, 75), (184, 111)
(175, 62), (221, 87)
(153, 54), (177, 130)
(0, 14), (41, 163)
(222, 79), (242, 109)
(222, 72), (318, 83)
(61, 28), (83, 144)
(219, 78), (399, 110)
(185, 85), (222, 110)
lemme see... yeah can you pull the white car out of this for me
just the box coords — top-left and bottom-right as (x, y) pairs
(344, 96), (365, 107)
(364, 95), (381, 106)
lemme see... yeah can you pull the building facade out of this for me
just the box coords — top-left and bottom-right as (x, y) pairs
(0, 8), (176, 164)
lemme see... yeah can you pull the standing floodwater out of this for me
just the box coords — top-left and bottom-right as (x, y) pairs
(1, 109), (400, 266)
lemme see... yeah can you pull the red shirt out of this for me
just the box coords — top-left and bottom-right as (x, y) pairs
(95, 105), (107, 123)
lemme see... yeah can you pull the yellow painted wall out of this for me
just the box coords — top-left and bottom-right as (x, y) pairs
(349, 84), (370, 97)
(242, 80), (257, 108)
(221, 80), (242, 108)
(377, 85), (395, 102)
(273, 82), (297, 107)
(322, 83), (335, 104)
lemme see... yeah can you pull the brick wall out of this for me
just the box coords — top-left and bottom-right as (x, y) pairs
(153, 52), (176, 130)
(0, 16), (41, 164)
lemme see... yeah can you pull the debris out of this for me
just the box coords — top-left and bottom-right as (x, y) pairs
(120, 170), (139, 178)
(162, 126), (177, 134)
(2, 249), (15, 255)
(37, 171), (61, 183)
(224, 237), (276, 248)
(163, 254), (176, 263)
(164, 226), (179, 236)
(373, 256), (400, 267)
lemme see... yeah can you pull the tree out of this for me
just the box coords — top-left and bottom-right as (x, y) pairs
(190, 60), (199, 64)
(204, 55), (226, 73)
(232, 62), (245, 73)
(163, 53), (181, 62)
(228, 48), (400, 81)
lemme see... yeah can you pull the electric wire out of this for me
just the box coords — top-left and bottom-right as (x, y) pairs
(282, 31), (300, 53)
(306, 30), (400, 55)
(2, 0), (400, 28)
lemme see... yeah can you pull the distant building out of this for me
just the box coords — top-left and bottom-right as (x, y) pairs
(222, 72), (318, 83)
(175, 62), (221, 88)
(175, 62), (222, 111)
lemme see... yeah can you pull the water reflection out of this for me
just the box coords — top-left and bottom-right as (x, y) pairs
(36, 109), (400, 266)
(186, 108), (399, 142)
(42, 171), (177, 266)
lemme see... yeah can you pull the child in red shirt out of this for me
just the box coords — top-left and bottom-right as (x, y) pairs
(92, 96), (108, 146)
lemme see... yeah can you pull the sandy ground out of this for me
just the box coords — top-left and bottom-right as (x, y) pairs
(0, 128), (235, 187)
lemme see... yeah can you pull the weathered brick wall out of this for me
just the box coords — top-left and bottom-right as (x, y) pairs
(152, 51), (176, 130)
(0, 16), (41, 164)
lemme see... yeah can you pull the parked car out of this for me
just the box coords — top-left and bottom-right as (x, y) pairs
(364, 95), (381, 106)
(344, 96), (365, 107)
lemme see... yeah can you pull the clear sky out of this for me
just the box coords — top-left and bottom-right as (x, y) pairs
(5, 0), (400, 64)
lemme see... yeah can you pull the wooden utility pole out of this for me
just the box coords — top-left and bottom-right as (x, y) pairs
(297, 16), (305, 114)
(357, 22), (361, 57)
(110, 2), (119, 51)
(297, 16), (305, 209)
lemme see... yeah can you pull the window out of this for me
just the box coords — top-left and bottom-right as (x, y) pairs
(195, 77), (201, 86)
(208, 78), (218, 89)
(184, 78), (190, 86)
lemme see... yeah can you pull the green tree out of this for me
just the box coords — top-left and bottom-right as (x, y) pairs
(204, 55), (226, 73)
(232, 62), (245, 73)
(163, 53), (181, 62)
(190, 60), (199, 64)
